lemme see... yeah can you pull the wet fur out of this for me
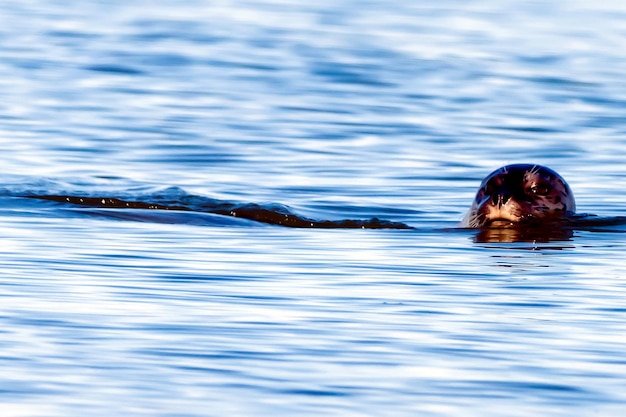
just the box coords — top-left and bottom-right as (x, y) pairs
(461, 164), (575, 228)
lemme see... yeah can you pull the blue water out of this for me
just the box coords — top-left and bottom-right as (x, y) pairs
(1, 1), (626, 416)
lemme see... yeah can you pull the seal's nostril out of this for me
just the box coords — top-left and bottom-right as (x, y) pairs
(491, 192), (511, 206)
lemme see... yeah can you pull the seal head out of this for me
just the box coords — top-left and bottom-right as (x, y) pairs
(462, 164), (575, 228)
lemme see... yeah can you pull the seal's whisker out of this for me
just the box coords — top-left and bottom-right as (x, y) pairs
(529, 164), (540, 175)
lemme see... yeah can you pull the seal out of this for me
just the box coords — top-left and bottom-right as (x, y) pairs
(461, 164), (575, 228)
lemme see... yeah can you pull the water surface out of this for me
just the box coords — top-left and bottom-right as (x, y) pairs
(1, 1), (626, 416)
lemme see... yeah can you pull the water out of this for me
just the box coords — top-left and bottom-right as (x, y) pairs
(1, 1), (626, 415)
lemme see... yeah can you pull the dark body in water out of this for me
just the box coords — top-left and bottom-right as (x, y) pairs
(25, 164), (626, 242)
(31, 194), (412, 229)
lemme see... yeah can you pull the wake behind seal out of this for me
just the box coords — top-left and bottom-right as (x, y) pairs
(461, 164), (576, 228)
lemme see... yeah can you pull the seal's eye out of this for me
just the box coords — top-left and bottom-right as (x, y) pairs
(529, 183), (551, 196)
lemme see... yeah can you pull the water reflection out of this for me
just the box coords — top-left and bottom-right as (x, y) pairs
(472, 215), (626, 244)
(473, 225), (574, 244)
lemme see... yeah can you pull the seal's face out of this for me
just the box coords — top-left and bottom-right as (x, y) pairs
(463, 164), (575, 228)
